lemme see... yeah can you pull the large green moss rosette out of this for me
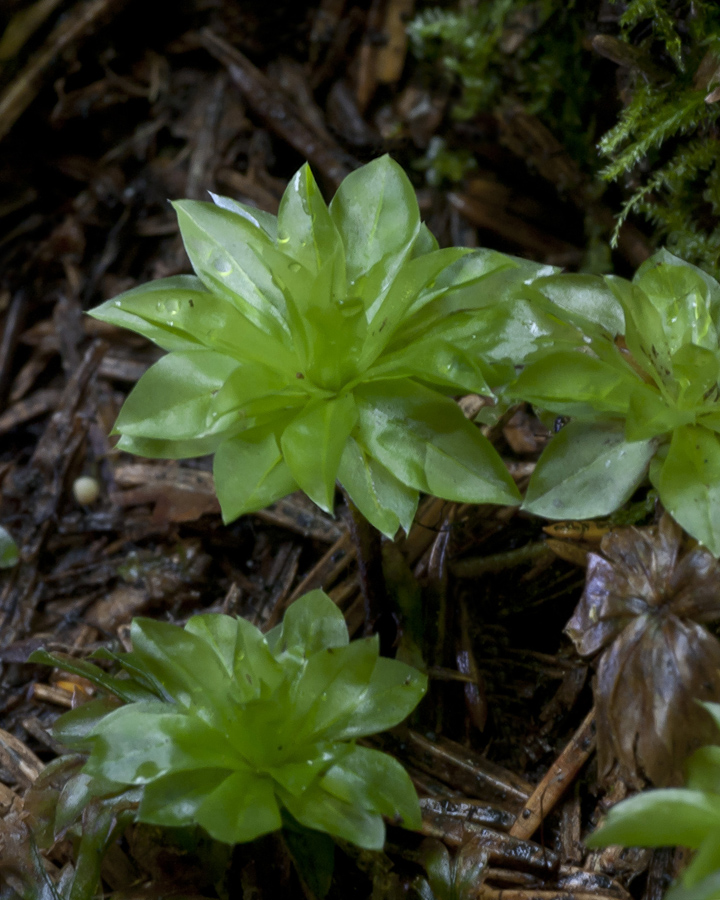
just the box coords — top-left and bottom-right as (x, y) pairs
(30, 591), (427, 850)
(510, 250), (720, 555)
(90, 156), (558, 537)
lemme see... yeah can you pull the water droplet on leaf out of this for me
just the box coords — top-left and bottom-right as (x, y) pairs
(212, 255), (233, 275)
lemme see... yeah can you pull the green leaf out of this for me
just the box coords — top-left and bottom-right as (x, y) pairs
(283, 820), (335, 900)
(213, 429), (298, 523)
(586, 788), (720, 850)
(681, 836), (720, 889)
(129, 617), (247, 723)
(635, 251), (719, 353)
(320, 745), (421, 829)
(114, 351), (240, 440)
(338, 435), (419, 538)
(528, 273), (625, 336)
(50, 697), (124, 750)
(90, 275), (294, 370)
(654, 425), (720, 555)
(687, 745), (720, 796)
(510, 350), (639, 418)
(195, 769), (282, 844)
(210, 192), (278, 239)
(625, 384), (695, 442)
(0, 525), (19, 568)
(185, 614), (283, 697)
(606, 275), (674, 389)
(356, 380), (520, 505)
(272, 590), (349, 659)
(291, 638), (380, 739)
(172, 200), (289, 339)
(281, 781), (385, 850)
(83, 702), (243, 783)
(329, 155), (421, 283)
(668, 860), (720, 900)
(115, 432), (225, 460)
(139, 768), (233, 828)
(281, 394), (358, 512)
(522, 420), (655, 519)
(278, 164), (344, 276)
(325, 656), (428, 741)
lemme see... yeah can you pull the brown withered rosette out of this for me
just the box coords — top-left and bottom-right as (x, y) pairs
(565, 514), (720, 787)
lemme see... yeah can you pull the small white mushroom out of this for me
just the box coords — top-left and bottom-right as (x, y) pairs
(73, 475), (100, 506)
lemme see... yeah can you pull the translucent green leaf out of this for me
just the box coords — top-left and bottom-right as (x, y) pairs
(338, 435), (419, 538)
(320, 745), (421, 828)
(173, 200), (291, 338)
(114, 350), (239, 440)
(522, 420), (655, 519)
(50, 696), (124, 749)
(291, 638), (379, 739)
(83, 702), (242, 783)
(510, 350), (639, 418)
(635, 252), (719, 353)
(625, 384), (696, 442)
(195, 770), (282, 844)
(586, 788), (720, 850)
(185, 613), (283, 697)
(671, 344), (720, 408)
(278, 164), (344, 276)
(329, 155), (421, 283)
(272, 590), (349, 659)
(281, 394), (357, 512)
(281, 781), (385, 850)
(209, 361), (299, 419)
(210, 192), (278, 239)
(361, 247), (470, 364)
(654, 425), (720, 556)
(139, 768), (233, 828)
(324, 656), (428, 741)
(367, 340), (492, 397)
(115, 432), (225, 460)
(687, 745), (720, 796)
(606, 276), (673, 389)
(356, 380), (520, 505)
(680, 836), (720, 890)
(213, 429), (298, 523)
(0, 525), (19, 568)
(129, 617), (246, 723)
(90, 275), (294, 370)
(529, 273), (625, 336)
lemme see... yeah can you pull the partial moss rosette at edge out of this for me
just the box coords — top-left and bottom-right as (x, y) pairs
(509, 250), (720, 555)
(29, 591), (427, 850)
(90, 156), (562, 537)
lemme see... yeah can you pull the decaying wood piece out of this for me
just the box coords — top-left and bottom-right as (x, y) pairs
(510, 708), (596, 841)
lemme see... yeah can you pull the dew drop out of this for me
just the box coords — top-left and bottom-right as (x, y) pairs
(166, 298), (180, 316)
(288, 261), (302, 273)
(155, 300), (166, 313)
(277, 232), (290, 245)
(605, 459), (611, 467)
(212, 255), (233, 275)
(114, 300), (122, 307)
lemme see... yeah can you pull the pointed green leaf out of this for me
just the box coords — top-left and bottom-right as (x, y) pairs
(115, 432), (226, 459)
(687, 745), (720, 796)
(213, 429), (298, 523)
(511, 350), (639, 418)
(654, 425), (720, 555)
(196, 770), (282, 844)
(210, 192), (278, 239)
(173, 200), (289, 338)
(325, 656), (428, 741)
(274, 590), (349, 659)
(320, 745), (421, 828)
(338, 435), (419, 538)
(113, 350), (239, 440)
(625, 384), (695, 442)
(139, 768), (234, 828)
(329, 155), (421, 282)
(523, 420), (655, 519)
(281, 394), (357, 512)
(356, 380), (520, 505)
(278, 164), (344, 276)
(28, 650), (153, 704)
(281, 781), (385, 850)
(83, 703), (241, 783)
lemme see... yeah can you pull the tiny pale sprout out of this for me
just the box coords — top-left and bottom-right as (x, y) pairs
(73, 475), (100, 506)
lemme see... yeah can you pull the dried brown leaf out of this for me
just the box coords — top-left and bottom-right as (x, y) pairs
(565, 514), (720, 785)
